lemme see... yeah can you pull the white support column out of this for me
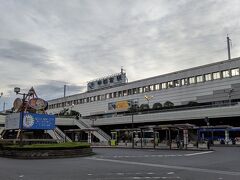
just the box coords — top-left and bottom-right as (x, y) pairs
(225, 130), (229, 144)
(88, 132), (92, 143)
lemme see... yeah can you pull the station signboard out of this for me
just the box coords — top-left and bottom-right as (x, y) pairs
(5, 113), (55, 130)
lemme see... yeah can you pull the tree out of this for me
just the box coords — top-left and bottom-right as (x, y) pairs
(152, 103), (162, 110)
(129, 104), (139, 113)
(163, 101), (174, 108)
(140, 104), (150, 111)
(187, 101), (199, 107)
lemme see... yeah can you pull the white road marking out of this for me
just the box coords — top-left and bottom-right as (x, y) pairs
(184, 151), (214, 156)
(96, 151), (213, 159)
(19, 175), (24, 178)
(86, 157), (240, 176)
(167, 172), (175, 175)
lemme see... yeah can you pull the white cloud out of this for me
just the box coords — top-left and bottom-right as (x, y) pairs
(0, 0), (240, 109)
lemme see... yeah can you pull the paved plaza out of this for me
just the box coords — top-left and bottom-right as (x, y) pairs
(0, 147), (240, 180)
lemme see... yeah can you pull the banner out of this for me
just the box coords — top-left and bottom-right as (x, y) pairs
(21, 113), (55, 130)
(5, 113), (55, 130)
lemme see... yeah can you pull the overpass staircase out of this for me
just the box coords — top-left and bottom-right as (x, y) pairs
(47, 127), (72, 142)
(75, 118), (111, 143)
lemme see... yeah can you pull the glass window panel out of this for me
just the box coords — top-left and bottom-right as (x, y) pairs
(139, 87), (143, 93)
(162, 82), (167, 89)
(231, 68), (239, 76)
(173, 80), (180, 87)
(205, 74), (212, 81)
(154, 84), (160, 90)
(150, 85), (154, 91)
(167, 81), (173, 88)
(133, 88), (137, 94)
(189, 77), (195, 84)
(181, 78), (188, 85)
(222, 70), (230, 78)
(196, 75), (203, 83)
(213, 72), (221, 80)
(118, 91), (122, 97)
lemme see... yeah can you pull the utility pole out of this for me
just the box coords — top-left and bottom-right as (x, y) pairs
(227, 35), (231, 60)
(3, 102), (6, 112)
(64, 85), (66, 97)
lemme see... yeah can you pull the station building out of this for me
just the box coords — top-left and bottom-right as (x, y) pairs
(47, 57), (240, 136)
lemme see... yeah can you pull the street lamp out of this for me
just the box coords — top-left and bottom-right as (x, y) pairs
(129, 103), (139, 148)
(14, 87), (33, 147)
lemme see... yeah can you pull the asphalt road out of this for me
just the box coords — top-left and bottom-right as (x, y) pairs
(0, 147), (240, 180)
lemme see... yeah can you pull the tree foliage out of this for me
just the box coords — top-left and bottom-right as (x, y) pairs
(152, 103), (162, 110)
(163, 101), (174, 108)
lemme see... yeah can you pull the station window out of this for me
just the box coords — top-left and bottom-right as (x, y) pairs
(181, 78), (188, 86)
(128, 89), (132, 95)
(109, 93), (112, 99)
(86, 98), (90, 103)
(222, 70), (230, 78)
(138, 87), (143, 93)
(213, 72), (221, 80)
(154, 84), (160, 90)
(101, 94), (106, 100)
(205, 73), (212, 81)
(189, 77), (195, 84)
(113, 92), (117, 98)
(196, 75), (203, 83)
(118, 91), (122, 97)
(123, 90), (127, 96)
(105, 94), (109, 99)
(90, 97), (94, 102)
(150, 85), (154, 91)
(173, 80), (180, 87)
(133, 88), (138, 94)
(97, 95), (101, 101)
(143, 86), (149, 92)
(167, 81), (173, 88)
(162, 82), (167, 89)
(83, 98), (87, 103)
(231, 68), (239, 76)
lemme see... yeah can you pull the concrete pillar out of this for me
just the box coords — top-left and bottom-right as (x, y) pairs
(88, 132), (92, 144)
(225, 129), (229, 144)
(183, 129), (188, 149)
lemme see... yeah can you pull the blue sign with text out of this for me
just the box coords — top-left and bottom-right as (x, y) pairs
(20, 113), (55, 130)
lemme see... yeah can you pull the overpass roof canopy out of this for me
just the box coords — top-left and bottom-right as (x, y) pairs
(64, 128), (97, 133)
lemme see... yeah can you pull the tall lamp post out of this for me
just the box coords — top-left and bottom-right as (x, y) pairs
(14, 87), (34, 147)
(129, 103), (139, 148)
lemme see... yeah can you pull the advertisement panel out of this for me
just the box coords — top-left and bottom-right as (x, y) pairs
(21, 113), (55, 130)
(5, 113), (21, 130)
(116, 101), (129, 110)
(108, 99), (139, 111)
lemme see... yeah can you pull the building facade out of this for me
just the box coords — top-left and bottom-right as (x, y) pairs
(47, 57), (240, 122)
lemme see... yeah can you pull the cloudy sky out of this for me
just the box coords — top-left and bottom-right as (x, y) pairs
(0, 0), (240, 110)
